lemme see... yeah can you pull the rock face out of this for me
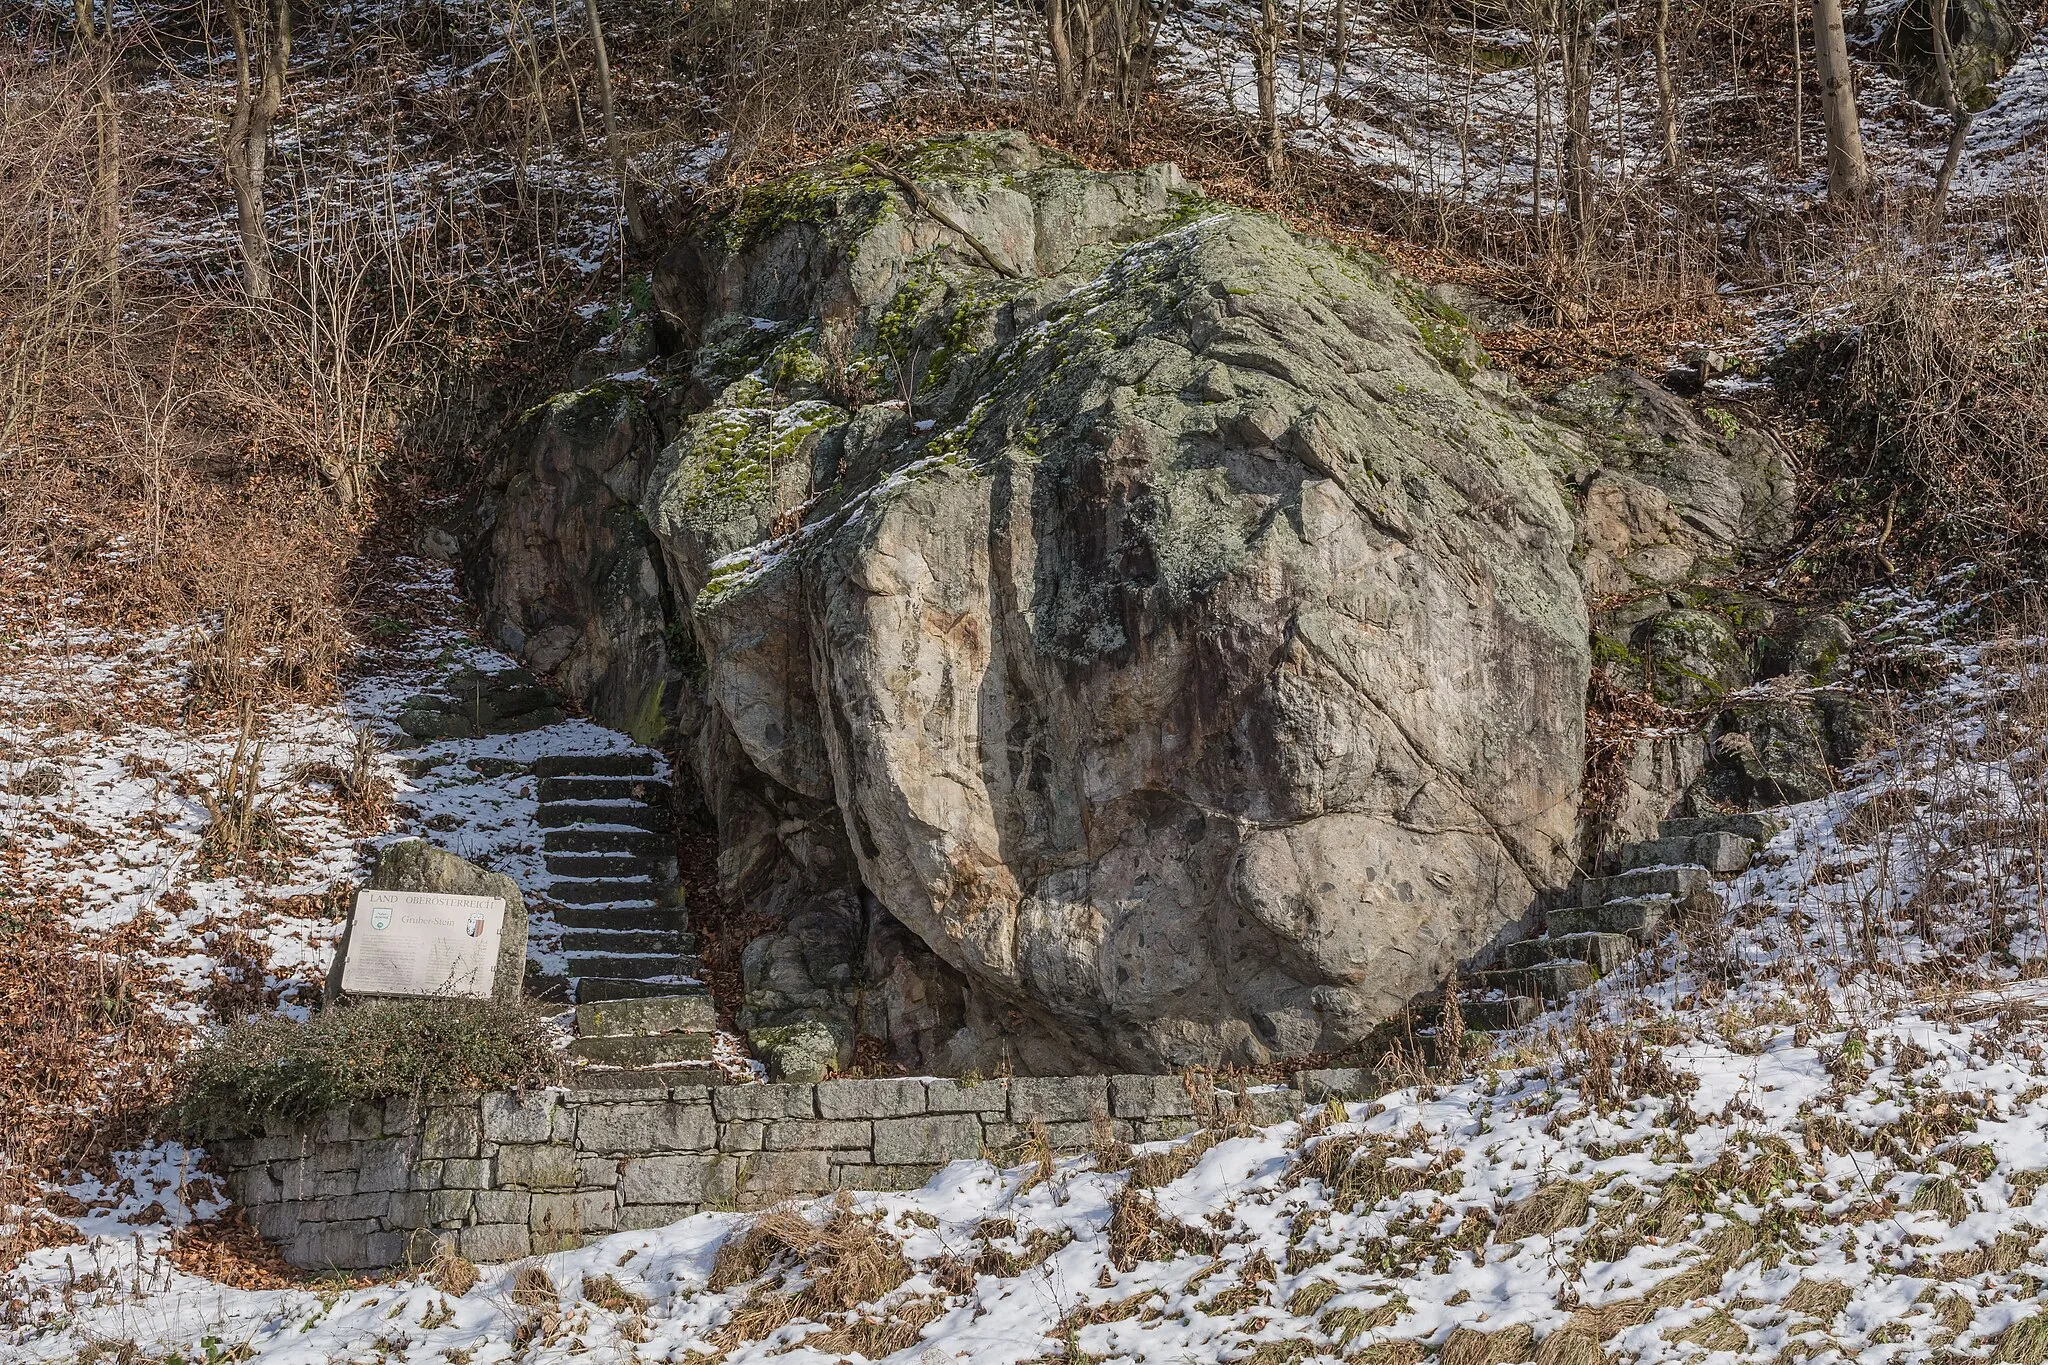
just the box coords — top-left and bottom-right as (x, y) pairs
(1555, 370), (1793, 603)
(325, 842), (530, 1006)
(469, 383), (680, 747)
(478, 132), (1799, 1073)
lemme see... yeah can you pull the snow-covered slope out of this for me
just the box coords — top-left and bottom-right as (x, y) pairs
(12, 585), (2048, 1365)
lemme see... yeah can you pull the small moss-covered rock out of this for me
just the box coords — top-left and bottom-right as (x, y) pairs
(1716, 698), (1836, 805)
(1632, 608), (1747, 706)
(1786, 612), (1855, 683)
(747, 1021), (843, 1083)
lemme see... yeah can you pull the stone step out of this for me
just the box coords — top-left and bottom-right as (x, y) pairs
(556, 900), (666, 918)
(1660, 812), (1786, 845)
(564, 952), (701, 981)
(1460, 994), (1539, 1031)
(569, 1063), (734, 1091)
(1476, 959), (1595, 1004)
(526, 972), (572, 1004)
(1548, 894), (1673, 939)
(544, 852), (675, 880)
(539, 774), (671, 805)
(1574, 865), (1711, 909)
(559, 928), (690, 955)
(1620, 831), (1752, 875)
(566, 1032), (717, 1066)
(575, 976), (711, 1003)
(535, 752), (659, 779)
(536, 801), (667, 832)
(549, 875), (664, 905)
(1505, 931), (1637, 975)
(552, 905), (691, 934)
(543, 826), (670, 856)
(575, 992), (717, 1037)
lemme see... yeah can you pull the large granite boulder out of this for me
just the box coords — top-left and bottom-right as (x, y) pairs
(478, 132), (1798, 1072)
(639, 134), (1590, 1071)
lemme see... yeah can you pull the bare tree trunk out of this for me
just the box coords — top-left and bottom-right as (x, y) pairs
(1333, 0), (1347, 116)
(1812, 0), (1870, 206)
(1103, 0), (1157, 110)
(1046, 0), (1077, 111)
(74, 0), (123, 314)
(1791, 0), (1804, 170)
(1531, 13), (1549, 229)
(1562, 0), (1597, 225)
(1080, 0), (1099, 112)
(583, 0), (646, 250)
(1654, 0), (1680, 170)
(1925, 0), (1973, 225)
(1256, 0), (1283, 181)
(223, 0), (290, 301)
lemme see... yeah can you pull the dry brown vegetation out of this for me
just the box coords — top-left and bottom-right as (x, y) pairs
(705, 1197), (919, 1352)
(0, 906), (183, 1241)
(1850, 274), (2048, 558)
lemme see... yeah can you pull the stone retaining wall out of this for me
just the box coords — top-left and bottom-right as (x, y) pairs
(212, 1068), (1388, 1270)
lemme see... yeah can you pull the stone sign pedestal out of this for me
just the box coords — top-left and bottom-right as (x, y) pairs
(339, 889), (506, 998)
(325, 841), (529, 1005)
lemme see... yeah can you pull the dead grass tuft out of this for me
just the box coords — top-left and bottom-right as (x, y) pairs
(1532, 1326), (1603, 1365)
(1287, 1278), (1338, 1316)
(1321, 1295), (1409, 1348)
(1781, 1276), (1853, 1321)
(295, 727), (393, 834)
(510, 1263), (559, 1308)
(195, 713), (299, 878)
(1910, 1174), (1973, 1225)
(580, 1272), (648, 1313)
(1997, 1312), (2048, 1365)
(1441, 1323), (1537, 1365)
(1348, 1343), (1427, 1365)
(1105, 1186), (1221, 1273)
(425, 1242), (479, 1297)
(706, 1197), (913, 1351)
(1494, 1180), (1592, 1242)
(1129, 1130), (1216, 1190)
(800, 1291), (945, 1356)
(1662, 1309), (1746, 1352)
(973, 1223), (1070, 1277)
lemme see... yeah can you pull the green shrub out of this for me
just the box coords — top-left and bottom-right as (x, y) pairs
(175, 998), (558, 1136)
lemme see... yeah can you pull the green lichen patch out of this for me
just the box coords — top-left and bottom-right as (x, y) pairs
(763, 329), (826, 391)
(718, 162), (892, 257)
(663, 393), (844, 533)
(696, 318), (802, 393)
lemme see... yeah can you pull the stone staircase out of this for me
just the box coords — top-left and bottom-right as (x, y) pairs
(1458, 813), (1780, 1030)
(534, 753), (719, 1069)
